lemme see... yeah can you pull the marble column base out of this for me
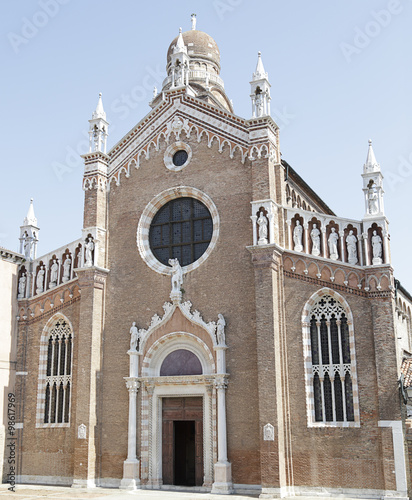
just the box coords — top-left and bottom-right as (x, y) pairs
(71, 479), (96, 488)
(120, 459), (140, 490)
(211, 461), (233, 494)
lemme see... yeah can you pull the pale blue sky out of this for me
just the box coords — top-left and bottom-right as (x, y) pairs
(1, 1), (411, 288)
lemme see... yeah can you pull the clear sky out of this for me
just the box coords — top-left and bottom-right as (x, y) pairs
(1, 1), (411, 289)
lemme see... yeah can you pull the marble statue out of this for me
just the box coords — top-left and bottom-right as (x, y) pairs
(63, 256), (71, 282)
(216, 314), (226, 346)
(169, 258), (183, 293)
(371, 230), (383, 264)
(50, 259), (58, 284)
(18, 273), (26, 298)
(328, 228), (339, 260)
(130, 322), (140, 351)
(36, 266), (45, 293)
(257, 211), (268, 245)
(85, 237), (94, 267)
(23, 236), (31, 259)
(368, 187), (378, 214)
(346, 230), (358, 265)
(293, 220), (303, 252)
(255, 93), (263, 117)
(310, 223), (321, 256)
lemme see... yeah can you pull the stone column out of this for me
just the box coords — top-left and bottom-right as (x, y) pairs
(211, 375), (233, 495)
(339, 230), (345, 263)
(251, 215), (258, 246)
(120, 375), (140, 489)
(363, 233), (370, 266)
(303, 223), (309, 254)
(286, 220), (292, 250)
(383, 230), (390, 264)
(268, 212), (275, 244)
(322, 228), (327, 258)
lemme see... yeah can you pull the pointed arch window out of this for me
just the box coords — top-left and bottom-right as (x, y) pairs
(43, 319), (73, 424)
(303, 292), (359, 427)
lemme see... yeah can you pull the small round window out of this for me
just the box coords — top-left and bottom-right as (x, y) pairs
(173, 150), (188, 167)
(149, 197), (213, 267)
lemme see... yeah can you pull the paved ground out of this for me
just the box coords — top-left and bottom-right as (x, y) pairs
(0, 484), (371, 500)
(0, 484), (261, 500)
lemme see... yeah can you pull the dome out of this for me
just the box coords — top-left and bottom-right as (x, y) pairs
(166, 30), (221, 72)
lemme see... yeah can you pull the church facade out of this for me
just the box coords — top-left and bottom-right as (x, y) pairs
(9, 16), (412, 498)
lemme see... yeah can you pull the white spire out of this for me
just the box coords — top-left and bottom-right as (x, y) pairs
(174, 28), (187, 54)
(92, 92), (106, 120)
(23, 198), (37, 226)
(364, 139), (380, 173)
(253, 51), (268, 81)
(191, 13), (197, 30)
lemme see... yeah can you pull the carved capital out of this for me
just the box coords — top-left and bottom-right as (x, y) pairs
(124, 377), (140, 393)
(214, 376), (228, 390)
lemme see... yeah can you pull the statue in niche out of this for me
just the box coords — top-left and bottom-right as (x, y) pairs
(18, 273), (26, 298)
(23, 236), (31, 259)
(255, 94), (263, 117)
(368, 186), (378, 214)
(328, 228), (339, 260)
(310, 223), (321, 256)
(169, 258), (183, 293)
(36, 266), (45, 293)
(371, 230), (383, 264)
(257, 211), (268, 245)
(130, 322), (140, 352)
(216, 314), (226, 346)
(63, 256), (71, 282)
(293, 220), (303, 252)
(50, 259), (58, 285)
(346, 230), (358, 265)
(85, 237), (94, 267)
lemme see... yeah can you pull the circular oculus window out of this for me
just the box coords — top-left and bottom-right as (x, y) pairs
(164, 142), (192, 171)
(137, 187), (220, 275)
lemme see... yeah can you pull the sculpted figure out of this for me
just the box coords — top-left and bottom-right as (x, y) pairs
(23, 236), (31, 259)
(216, 314), (226, 346)
(85, 237), (94, 267)
(257, 211), (268, 245)
(293, 220), (303, 252)
(63, 256), (71, 282)
(371, 230), (383, 264)
(169, 258), (183, 293)
(255, 93), (263, 117)
(130, 322), (140, 351)
(310, 223), (321, 256)
(346, 230), (358, 265)
(18, 273), (26, 298)
(328, 228), (339, 260)
(368, 187), (378, 214)
(36, 266), (45, 293)
(50, 259), (58, 284)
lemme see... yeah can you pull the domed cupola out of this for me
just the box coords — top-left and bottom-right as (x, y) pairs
(155, 15), (233, 113)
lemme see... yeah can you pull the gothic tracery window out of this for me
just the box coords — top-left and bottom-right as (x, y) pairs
(304, 293), (359, 426)
(43, 319), (73, 424)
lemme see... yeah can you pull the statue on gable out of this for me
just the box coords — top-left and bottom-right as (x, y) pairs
(310, 223), (321, 256)
(50, 259), (58, 286)
(169, 258), (183, 294)
(36, 266), (45, 294)
(216, 314), (226, 346)
(130, 322), (141, 352)
(63, 256), (71, 283)
(368, 186), (379, 215)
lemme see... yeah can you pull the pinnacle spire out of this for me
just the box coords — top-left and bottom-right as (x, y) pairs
(253, 51), (268, 81)
(23, 198), (37, 226)
(174, 27), (187, 54)
(364, 139), (380, 173)
(92, 92), (106, 120)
